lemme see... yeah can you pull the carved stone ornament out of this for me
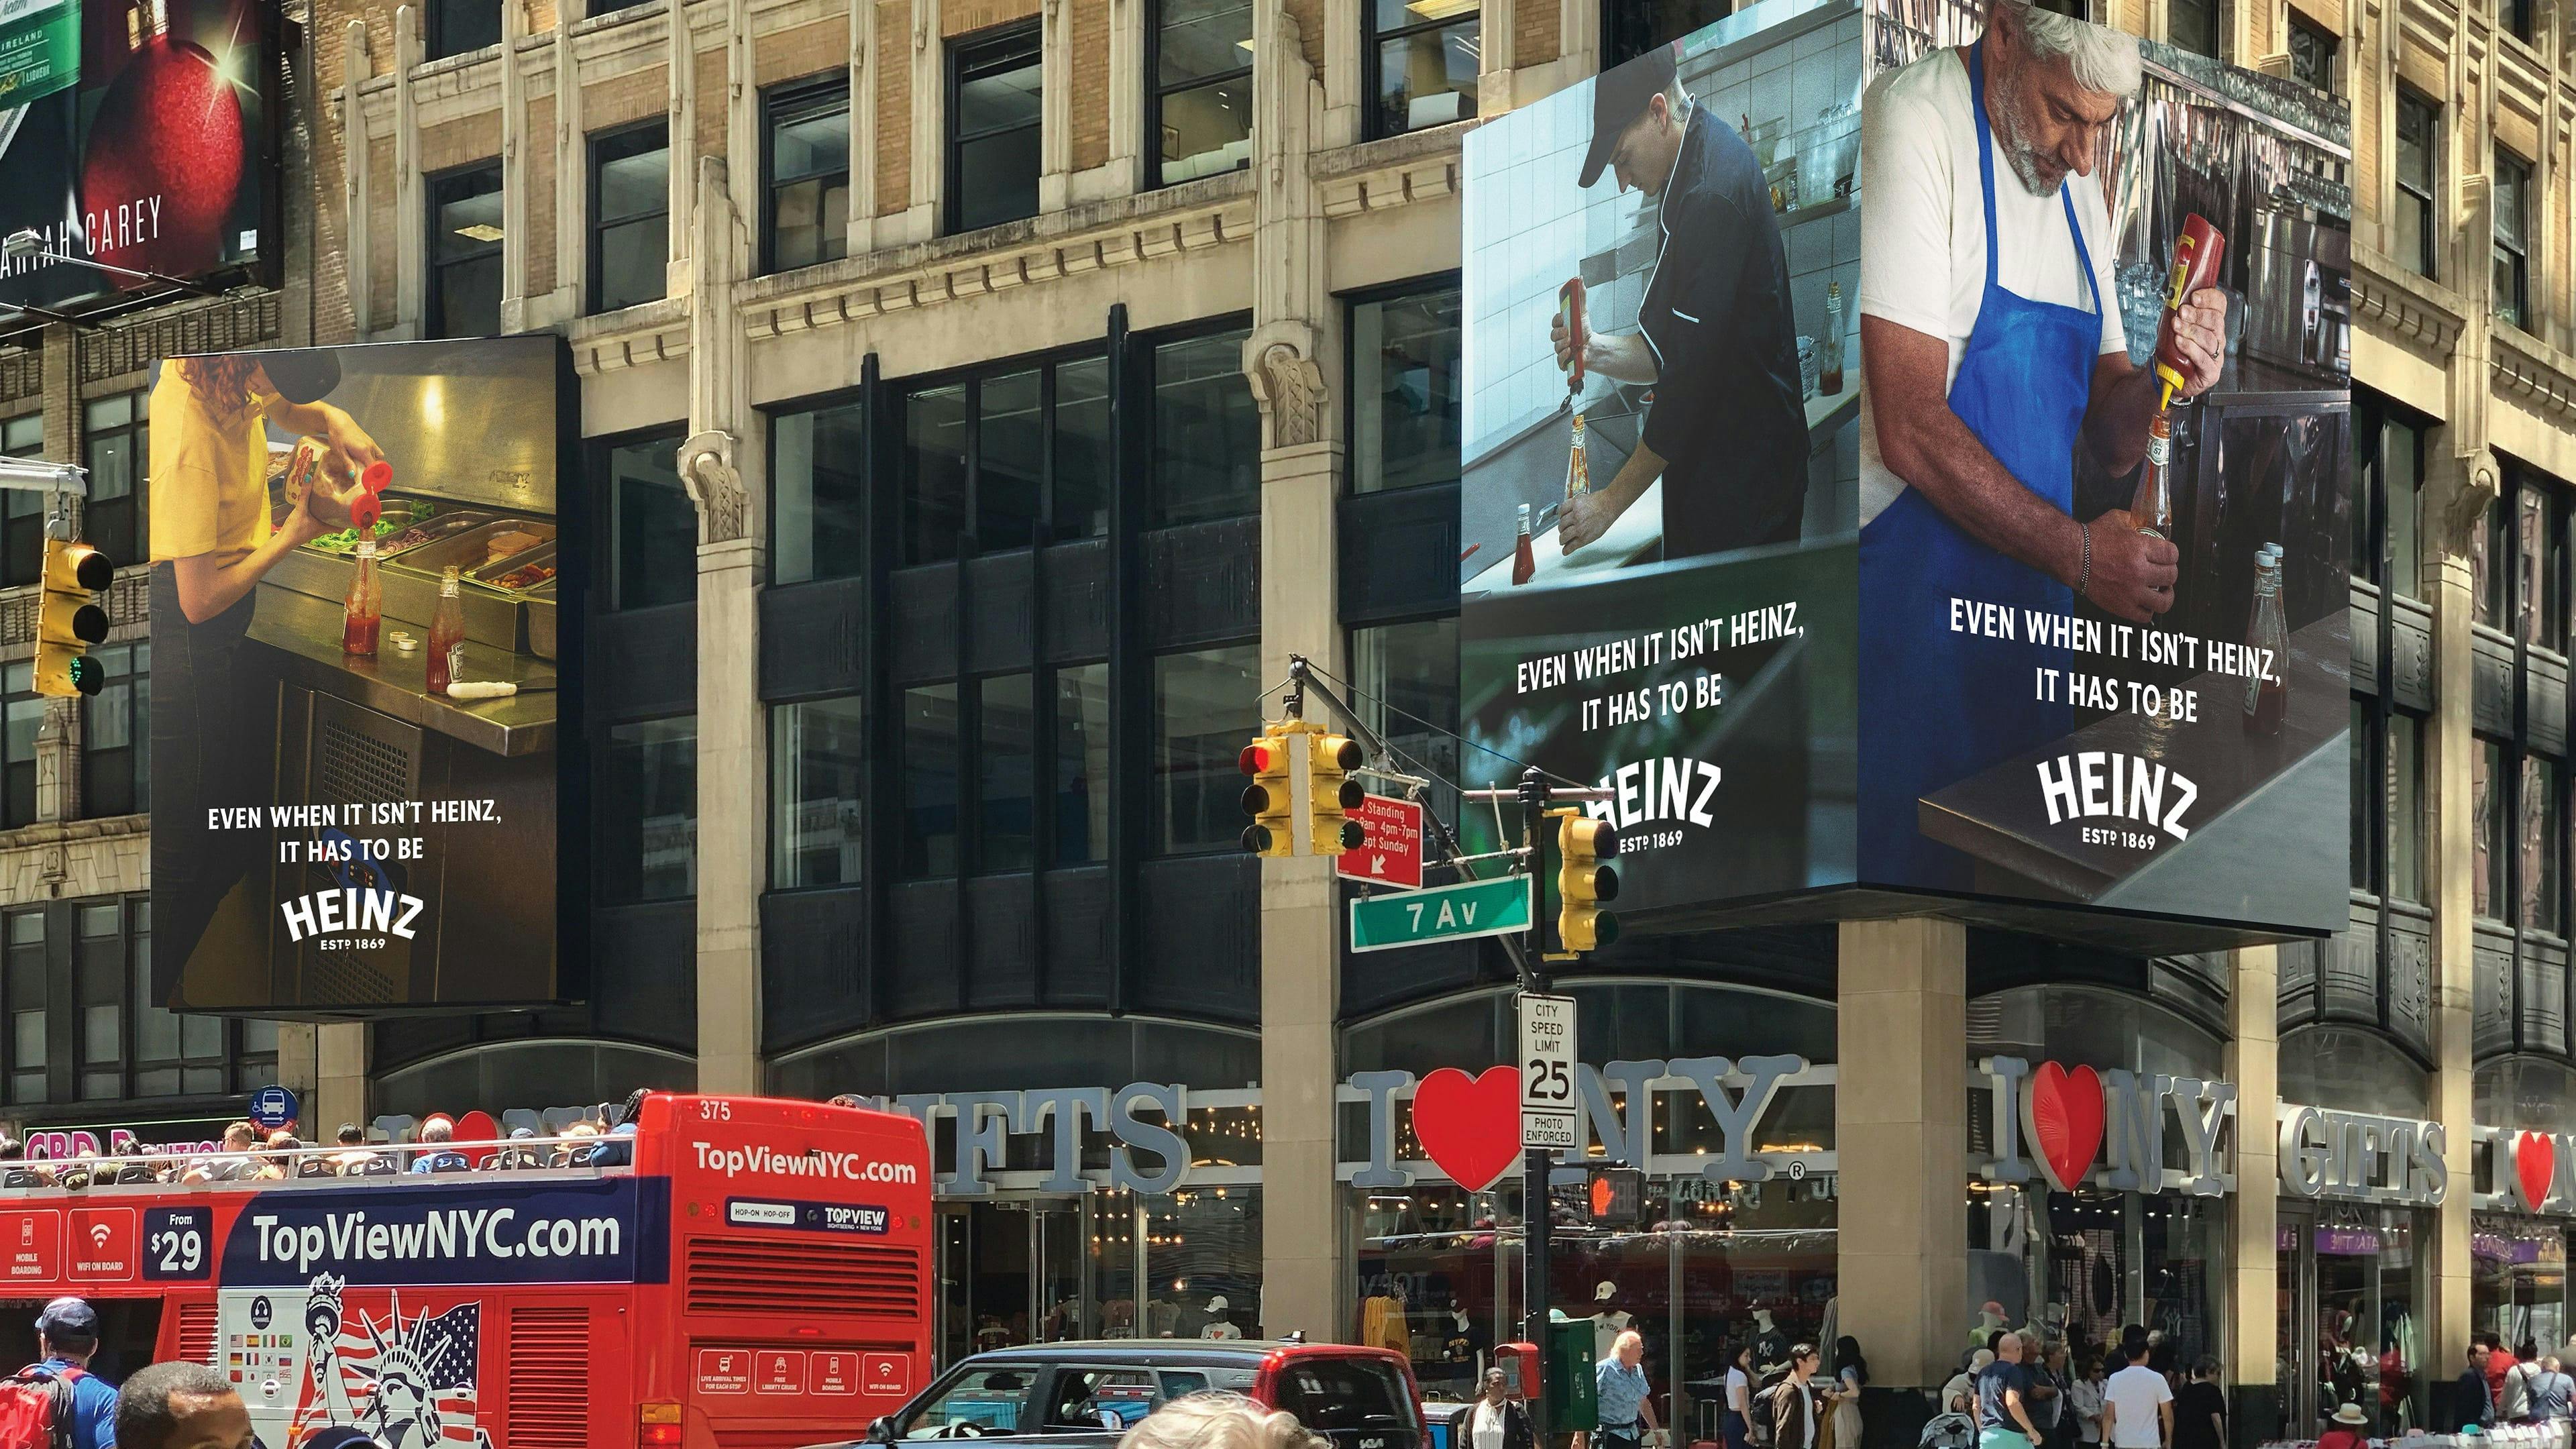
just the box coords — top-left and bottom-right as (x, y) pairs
(679, 429), (747, 545)
(1250, 341), (1325, 449)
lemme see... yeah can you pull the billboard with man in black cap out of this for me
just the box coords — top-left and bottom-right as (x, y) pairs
(148, 336), (581, 1016)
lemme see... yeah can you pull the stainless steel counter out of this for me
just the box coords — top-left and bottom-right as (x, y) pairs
(248, 582), (557, 757)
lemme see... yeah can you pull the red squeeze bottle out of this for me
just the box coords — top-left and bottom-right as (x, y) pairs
(1559, 278), (1587, 394)
(2154, 214), (2226, 409)
(350, 460), (392, 531)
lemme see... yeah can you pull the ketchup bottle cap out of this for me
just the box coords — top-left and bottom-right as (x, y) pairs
(362, 460), (392, 494)
(351, 494), (381, 531)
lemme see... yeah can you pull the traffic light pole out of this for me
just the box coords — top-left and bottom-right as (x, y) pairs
(1517, 765), (1554, 1447)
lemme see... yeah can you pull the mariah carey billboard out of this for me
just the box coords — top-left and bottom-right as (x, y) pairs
(0, 0), (272, 311)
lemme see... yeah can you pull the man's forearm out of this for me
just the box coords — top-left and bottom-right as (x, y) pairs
(2081, 360), (2160, 477)
(1591, 334), (1661, 386)
(1605, 442), (1662, 516)
(1864, 319), (2083, 587)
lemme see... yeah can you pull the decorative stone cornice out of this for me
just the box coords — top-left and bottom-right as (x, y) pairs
(568, 296), (693, 376)
(2352, 248), (2469, 358)
(1314, 129), (1463, 219)
(79, 295), (280, 386)
(2491, 323), (2576, 422)
(739, 174), (1255, 339)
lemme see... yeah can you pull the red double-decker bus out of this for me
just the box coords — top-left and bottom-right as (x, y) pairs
(0, 1093), (930, 1449)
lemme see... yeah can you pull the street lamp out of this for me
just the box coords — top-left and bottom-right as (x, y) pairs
(1, 227), (223, 299)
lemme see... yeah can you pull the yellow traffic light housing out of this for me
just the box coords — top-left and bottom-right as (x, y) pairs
(1308, 733), (1364, 856)
(1239, 729), (1295, 857)
(34, 537), (109, 698)
(1554, 808), (1620, 955)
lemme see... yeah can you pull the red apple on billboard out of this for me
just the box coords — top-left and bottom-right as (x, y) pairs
(79, 34), (245, 282)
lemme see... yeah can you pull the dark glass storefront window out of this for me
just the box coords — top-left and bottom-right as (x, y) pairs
(1367, 0), (1478, 139)
(2394, 92), (2438, 281)
(1351, 286), (1462, 494)
(980, 674), (1036, 872)
(949, 25), (1044, 234)
(2357, 413), (2424, 598)
(773, 696), (865, 890)
(80, 391), (145, 576)
(428, 164), (504, 340)
(6, 909), (40, 1104)
(82, 642), (146, 819)
(1154, 645), (1259, 854)
(2524, 754), (2563, 934)
(590, 122), (671, 314)
(2, 413), (42, 588)
(1056, 663), (1110, 866)
(1349, 618), (1461, 837)
(1152, 0), (1252, 187)
(76, 901), (117, 1100)
(600, 717), (698, 904)
(772, 396), (867, 585)
(2351, 699), (2371, 892)
(900, 353), (1115, 566)
(2390, 710), (2426, 904)
(2516, 482), (2566, 651)
(603, 433), (693, 611)
(2477, 738), (2506, 921)
(765, 78), (852, 274)
(902, 684), (961, 877)
(1150, 329), (1259, 527)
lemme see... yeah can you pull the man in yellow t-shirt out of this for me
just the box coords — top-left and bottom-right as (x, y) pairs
(149, 347), (382, 1007)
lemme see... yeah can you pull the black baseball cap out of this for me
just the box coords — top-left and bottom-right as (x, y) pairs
(34, 1298), (95, 1340)
(1580, 40), (1680, 188)
(250, 348), (342, 405)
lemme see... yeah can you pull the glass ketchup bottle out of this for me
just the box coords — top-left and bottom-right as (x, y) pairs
(343, 538), (382, 655)
(426, 564), (466, 696)
(1512, 503), (1537, 586)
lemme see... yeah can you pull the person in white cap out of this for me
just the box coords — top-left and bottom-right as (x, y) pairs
(1201, 1295), (1242, 1340)
(2316, 1402), (2369, 1449)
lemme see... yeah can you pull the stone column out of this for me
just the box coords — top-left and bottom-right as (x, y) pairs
(498, 0), (531, 329)
(667, 0), (698, 292)
(2424, 440), (2498, 1377)
(906, 0), (943, 239)
(2227, 945), (2282, 1436)
(1836, 916), (1968, 1397)
(392, 5), (424, 340)
(1249, 1), (1348, 1344)
(315, 1022), (370, 1140)
(547, 0), (588, 327)
(1478, 0), (1519, 119)
(1038, 0), (1071, 211)
(341, 22), (375, 337)
(680, 154), (765, 1096)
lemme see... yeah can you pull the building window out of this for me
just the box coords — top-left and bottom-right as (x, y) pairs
(763, 78), (851, 274)
(3, 662), (40, 830)
(979, 673), (1036, 872)
(427, 164), (504, 340)
(1152, 0), (1253, 187)
(600, 717), (698, 904)
(1149, 327), (1260, 527)
(1351, 284), (1464, 493)
(425, 0), (500, 60)
(1605, 1), (1727, 68)
(2288, 14), (2337, 92)
(1348, 617), (1462, 832)
(1366, 0), (1479, 138)
(2167, 0), (2218, 57)
(2476, 738), (2506, 920)
(589, 123), (670, 314)
(898, 351), (1114, 566)
(81, 642), (146, 819)
(772, 696), (865, 890)
(950, 24), (1044, 234)
(2394, 91), (2438, 282)
(2476, 488), (2510, 631)
(79, 391), (145, 575)
(899, 684), (960, 877)
(2494, 148), (2531, 331)
(2522, 753), (2562, 934)
(601, 432), (693, 611)
(75, 900), (119, 1100)
(2355, 410), (2423, 598)
(2516, 480), (2566, 651)
(2389, 710), (2426, 904)
(771, 395), (867, 586)
(1, 413), (43, 588)
(5, 908), (40, 1104)
(2500, 0), (2533, 42)
(1056, 662), (1110, 866)
(1154, 644), (1260, 854)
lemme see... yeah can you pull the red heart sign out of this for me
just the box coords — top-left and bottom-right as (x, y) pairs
(2023, 1062), (2106, 1191)
(1411, 1067), (1524, 1192)
(2515, 1131), (2558, 1212)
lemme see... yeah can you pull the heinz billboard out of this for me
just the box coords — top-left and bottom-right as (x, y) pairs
(148, 336), (583, 1014)
(0, 0), (273, 311)
(1458, 0), (2349, 938)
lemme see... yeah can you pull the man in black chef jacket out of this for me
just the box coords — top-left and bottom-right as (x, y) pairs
(1551, 41), (1808, 559)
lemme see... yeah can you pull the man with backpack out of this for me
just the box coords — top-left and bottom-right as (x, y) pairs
(0, 1298), (119, 1449)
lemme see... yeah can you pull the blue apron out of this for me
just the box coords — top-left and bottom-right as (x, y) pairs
(1858, 43), (2102, 889)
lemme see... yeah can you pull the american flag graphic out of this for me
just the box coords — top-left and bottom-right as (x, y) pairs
(288, 1277), (492, 1449)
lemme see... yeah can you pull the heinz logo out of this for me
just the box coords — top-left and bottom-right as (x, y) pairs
(2035, 752), (2199, 840)
(280, 889), (425, 943)
(1589, 757), (1721, 830)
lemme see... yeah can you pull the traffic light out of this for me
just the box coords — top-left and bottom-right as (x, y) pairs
(34, 537), (109, 698)
(1308, 734), (1364, 855)
(1554, 808), (1620, 953)
(1238, 729), (1295, 857)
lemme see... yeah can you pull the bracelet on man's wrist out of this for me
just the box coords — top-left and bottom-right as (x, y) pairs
(2076, 520), (2093, 597)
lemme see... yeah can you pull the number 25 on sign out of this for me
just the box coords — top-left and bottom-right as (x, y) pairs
(1519, 993), (1578, 1150)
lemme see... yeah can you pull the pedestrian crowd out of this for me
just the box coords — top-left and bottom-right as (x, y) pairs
(2455, 1332), (2576, 1432)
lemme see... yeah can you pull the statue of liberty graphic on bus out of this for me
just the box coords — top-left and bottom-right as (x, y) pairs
(287, 1275), (495, 1449)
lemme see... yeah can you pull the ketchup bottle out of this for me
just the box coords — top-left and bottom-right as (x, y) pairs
(1513, 503), (1537, 586)
(343, 539), (382, 655)
(427, 565), (466, 696)
(2154, 215), (2226, 409)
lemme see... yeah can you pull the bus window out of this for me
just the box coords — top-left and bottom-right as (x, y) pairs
(1271, 1360), (1412, 1433)
(1161, 1369), (1254, 1398)
(901, 1367), (1038, 1438)
(1044, 1369), (1158, 1431)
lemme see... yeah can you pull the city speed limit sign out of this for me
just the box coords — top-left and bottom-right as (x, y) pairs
(1519, 993), (1578, 1149)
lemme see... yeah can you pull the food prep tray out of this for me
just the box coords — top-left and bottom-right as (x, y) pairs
(474, 541), (557, 594)
(384, 519), (559, 582)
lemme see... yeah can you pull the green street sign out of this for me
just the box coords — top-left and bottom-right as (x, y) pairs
(1348, 875), (1533, 953)
(0, 0), (77, 110)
